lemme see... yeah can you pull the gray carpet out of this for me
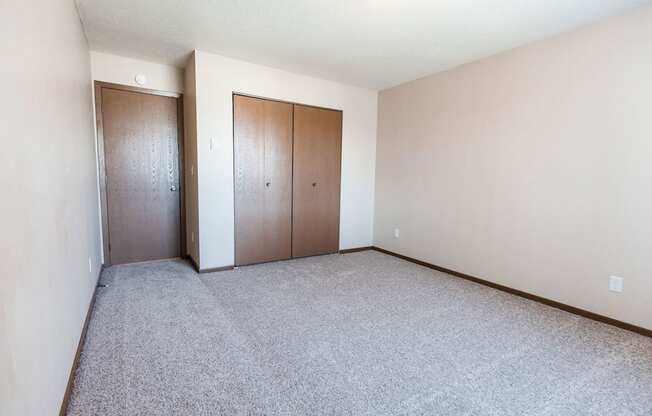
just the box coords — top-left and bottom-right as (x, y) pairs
(67, 251), (652, 415)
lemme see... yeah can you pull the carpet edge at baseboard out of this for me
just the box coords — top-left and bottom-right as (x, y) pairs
(186, 255), (234, 274)
(371, 246), (651, 338)
(339, 246), (373, 254)
(59, 264), (104, 416)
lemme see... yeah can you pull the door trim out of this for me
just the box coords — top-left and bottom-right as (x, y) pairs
(94, 81), (185, 265)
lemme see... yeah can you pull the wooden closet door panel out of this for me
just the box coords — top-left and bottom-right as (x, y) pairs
(234, 95), (293, 265)
(102, 88), (181, 264)
(292, 105), (342, 257)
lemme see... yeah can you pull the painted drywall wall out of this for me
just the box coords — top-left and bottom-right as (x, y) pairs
(90, 51), (184, 93)
(193, 51), (378, 268)
(375, 7), (652, 330)
(184, 54), (200, 264)
(0, 1), (102, 415)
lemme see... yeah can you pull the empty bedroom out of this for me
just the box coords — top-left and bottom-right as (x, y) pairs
(1, 1), (651, 415)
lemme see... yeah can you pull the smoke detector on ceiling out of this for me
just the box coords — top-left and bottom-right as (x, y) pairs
(134, 74), (147, 86)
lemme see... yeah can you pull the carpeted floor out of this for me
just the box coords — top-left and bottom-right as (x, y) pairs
(67, 251), (652, 416)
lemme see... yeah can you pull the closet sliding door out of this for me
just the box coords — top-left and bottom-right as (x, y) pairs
(292, 105), (342, 258)
(233, 95), (293, 265)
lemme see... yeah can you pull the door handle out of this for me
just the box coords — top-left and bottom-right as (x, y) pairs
(312, 182), (317, 187)
(170, 185), (177, 191)
(265, 181), (271, 187)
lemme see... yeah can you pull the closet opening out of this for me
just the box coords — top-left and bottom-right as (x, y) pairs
(232, 93), (342, 266)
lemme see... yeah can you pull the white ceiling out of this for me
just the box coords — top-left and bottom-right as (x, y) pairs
(76, 0), (650, 90)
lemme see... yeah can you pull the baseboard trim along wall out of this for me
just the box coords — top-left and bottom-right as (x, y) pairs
(187, 255), (234, 273)
(56, 245), (650, 415)
(59, 265), (105, 416)
(187, 247), (649, 337)
(339, 246), (374, 254)
(371, 247), (651, 338)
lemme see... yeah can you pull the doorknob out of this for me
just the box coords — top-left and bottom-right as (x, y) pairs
(265, 181), (271, 187)
(312, 182), (317, 187)
(170, 185), (177, 191)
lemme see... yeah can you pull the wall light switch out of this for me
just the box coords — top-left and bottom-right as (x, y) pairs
(191, 231), (195, 243)
(88, 257), (92, 273)
(394, 228), (400, 239)
(210, 138), (215, 151)
(609, 276), (623, 293)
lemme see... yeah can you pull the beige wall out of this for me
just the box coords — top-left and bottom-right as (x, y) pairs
(184, 54), (200, 264)
(193, 51), (378, 269)
(90, 51), (184, 93)
(0, 1), (102, 415)
(375, 7), (652, 330)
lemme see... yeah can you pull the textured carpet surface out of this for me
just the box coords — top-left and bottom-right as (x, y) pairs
(67, 251), (652, 415)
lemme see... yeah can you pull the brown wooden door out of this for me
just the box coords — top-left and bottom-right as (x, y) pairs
(292, 105), (342, 257)
(233, 95), (293, 265)
(102, 87), (181, 265)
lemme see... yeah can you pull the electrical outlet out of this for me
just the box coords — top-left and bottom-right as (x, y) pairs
(609, 276), (623, 293)
(88, 257), (92, 273)
(394, 228), (400, 239)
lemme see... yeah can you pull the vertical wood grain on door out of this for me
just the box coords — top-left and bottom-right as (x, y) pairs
(102, 88), (181, 264)
(292, 105), (342, 257)
(233, 95), (293, 265)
